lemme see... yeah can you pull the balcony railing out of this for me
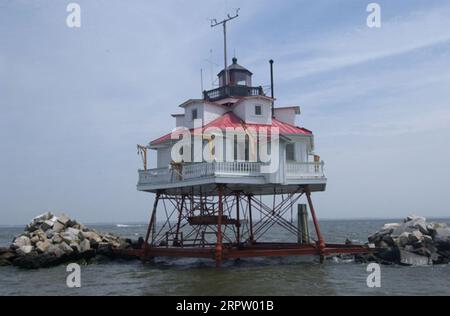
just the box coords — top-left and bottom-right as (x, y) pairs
(286, 162), (325, 178)
(138, 161), (325, 187)
(203, 85), (265, 102)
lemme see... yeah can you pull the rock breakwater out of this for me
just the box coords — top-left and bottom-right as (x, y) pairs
(0, 212), (143, 269)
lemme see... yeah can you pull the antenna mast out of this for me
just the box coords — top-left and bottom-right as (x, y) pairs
(204, 49), (219, 89)
(200, 68), (204, 95)
(210, 8), (240, 86)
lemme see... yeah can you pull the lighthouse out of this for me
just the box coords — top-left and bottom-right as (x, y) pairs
(135, 20), (369, 267)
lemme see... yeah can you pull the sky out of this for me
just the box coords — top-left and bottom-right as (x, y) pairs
(1, 0), (450, 225)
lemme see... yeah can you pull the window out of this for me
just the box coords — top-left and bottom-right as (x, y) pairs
(286, 143), (295, 161)
(235, 72), (249, 86)
(192, 109), (198, 120)
(233, 138), (248, 162)
(255, 105), (262, 116)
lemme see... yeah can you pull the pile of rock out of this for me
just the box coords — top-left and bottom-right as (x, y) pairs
(0, 212), (143, 269)
(366, 215), (450, 266)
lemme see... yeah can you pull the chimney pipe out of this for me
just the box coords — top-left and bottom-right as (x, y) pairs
(269, 59), (274, 118)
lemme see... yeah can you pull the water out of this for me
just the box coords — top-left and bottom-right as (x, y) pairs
(1, 219), (449, 296)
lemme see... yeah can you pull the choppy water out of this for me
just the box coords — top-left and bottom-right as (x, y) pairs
(1, 219), (449, 296)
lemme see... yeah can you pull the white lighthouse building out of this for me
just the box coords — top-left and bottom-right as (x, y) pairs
(129, 7), (374, 266)
(131, 54), (367, 268)
(137, 57), (327, 196)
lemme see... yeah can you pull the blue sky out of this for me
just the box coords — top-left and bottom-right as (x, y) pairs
(1, 0), (450, 225)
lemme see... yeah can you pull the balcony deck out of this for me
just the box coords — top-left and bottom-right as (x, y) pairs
(137, 161), (327, 195)
(203, 85), (264, 102)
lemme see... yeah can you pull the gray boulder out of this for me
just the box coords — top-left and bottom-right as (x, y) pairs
(401, 216), (429, 235)
(8, 212), (144, 268)
(47, 244), (65, 258)
(405, 215), (426, 223)
(30, 235), (40, 244)
(52, 234), (63, 244)
(36, 240), (51, 253)
(408, 230), (423, 244)
(399, 249), (431, 266)
(70, 243), (81, 253)
(427, 222), (448, 235)
(41, 220), (55, 231)
(66, 227), (81, 236)
(368, 215), (450, 265)
(52, 221), (65, 233)
(434, 227), (450, 250)
(61, 231), (80, 244)
(17, 245), (34, 256)
(80, 239), (91, 253)
(81, 231), (102, 243)
(58, 242), (74, 255)
(57, 214), (70, 226)
(433, 227), (450, 242)
(397, 232), (411, 247)
(26, 212), (54, 232)
(13, 236), (31, 248)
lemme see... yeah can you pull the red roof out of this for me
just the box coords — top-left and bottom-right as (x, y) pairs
(150, 112), (312, 146)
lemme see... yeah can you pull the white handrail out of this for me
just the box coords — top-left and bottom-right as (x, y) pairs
(286, 161), (324, 177)
(138, 161), (324, 185)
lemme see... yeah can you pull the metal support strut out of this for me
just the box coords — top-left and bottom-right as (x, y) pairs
(305, 186), (326, 261)
(131, 187), (372, 267)
(142, 192), (160, 262)
(215, 185), (224, 267)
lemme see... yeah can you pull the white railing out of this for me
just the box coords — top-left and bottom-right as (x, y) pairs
(214, 162), (261, 176)
(286, 161), (325, 178)
(182, 163), (215, 180)
(138, 161), (325, 186)
(138, 167), (170, 184)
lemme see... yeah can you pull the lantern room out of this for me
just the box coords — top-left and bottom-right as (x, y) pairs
(218, 57), (253, 87)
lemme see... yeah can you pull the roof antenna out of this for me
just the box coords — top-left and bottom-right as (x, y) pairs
(200, 68), (204, 95)
(210, 8), (240, 87)
(204, 49), (219, 89)
(270, 59), (275, 118)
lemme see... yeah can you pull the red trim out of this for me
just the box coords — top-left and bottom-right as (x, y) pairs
(150, 112), (312, 146)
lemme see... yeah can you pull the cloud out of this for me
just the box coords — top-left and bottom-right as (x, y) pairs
(271, 5), (450, 81)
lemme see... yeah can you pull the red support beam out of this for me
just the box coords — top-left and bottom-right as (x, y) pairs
(305, 186), (326, 253)
(174, 195), (186, 246)
(130, 243), (372, 261)
(135, 189), (372, 265)
(142, 192), (160, 261)
(215, 185), (224, 267)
